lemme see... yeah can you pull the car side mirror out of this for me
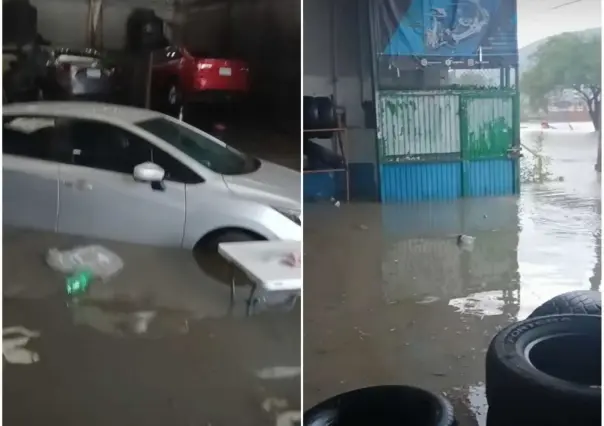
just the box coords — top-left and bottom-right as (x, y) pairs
(133, 162), (165, 182)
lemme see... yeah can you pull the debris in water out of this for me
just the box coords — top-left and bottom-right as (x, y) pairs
(456, 235), (475, 252)
(3, 326), (41, 364)
(416, 296), (440, 304)
(132, 311), (157, 334)
(433, 372), (447, 377)
(358, 224), (369, 231)
(65, 269), (94, 295)
(276, 411), (301, 426)
(256, 366), (301, 380)
(262, 397), (289, 413)
(46, 245), (124, 281)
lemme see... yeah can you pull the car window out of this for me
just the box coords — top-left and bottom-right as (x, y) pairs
(62, 119), (202, 183)
(136, 117), (260, 175)
(3, 116), (58, 161)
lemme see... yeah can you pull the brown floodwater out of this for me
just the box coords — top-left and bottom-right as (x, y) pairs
(303, 127), (601, 425)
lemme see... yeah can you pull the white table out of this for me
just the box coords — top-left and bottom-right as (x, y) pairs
(218, 240), (301, 315)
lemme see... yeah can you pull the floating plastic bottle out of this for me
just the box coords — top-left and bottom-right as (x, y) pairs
(65, 270), (93, 295)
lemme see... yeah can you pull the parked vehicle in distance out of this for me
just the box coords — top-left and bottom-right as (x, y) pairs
(3, 102), (301, 250)
(43, 48), (121, 101)
(3, 46), (122, 103)
(151, 45), (250, 114)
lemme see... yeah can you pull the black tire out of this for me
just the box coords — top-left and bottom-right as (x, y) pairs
(303, 96), (319, 129)
(485, 314), (601, 425)
(315, 96), (336, 129)
(304, 385), (457, 426)
(528, 290), (601, 319)
(194, 230), (263, 283)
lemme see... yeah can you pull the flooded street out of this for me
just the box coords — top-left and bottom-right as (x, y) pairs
(303, 124), (600, 425)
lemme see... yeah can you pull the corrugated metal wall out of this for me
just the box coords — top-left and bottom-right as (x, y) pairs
(380, 162), (462, 202)
(377, 90), (519, 203)
(461, 95), (514, 159)
(378, 91), (460, 158)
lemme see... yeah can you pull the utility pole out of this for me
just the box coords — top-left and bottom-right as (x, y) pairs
(596, 129), (602, 172)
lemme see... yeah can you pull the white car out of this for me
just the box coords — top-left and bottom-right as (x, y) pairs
(3, 102), (301, 250)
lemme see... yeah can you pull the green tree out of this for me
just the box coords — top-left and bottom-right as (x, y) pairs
(522, 32), (601, 130)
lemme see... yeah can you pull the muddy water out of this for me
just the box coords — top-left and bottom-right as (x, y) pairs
(303, 127), (600, 425)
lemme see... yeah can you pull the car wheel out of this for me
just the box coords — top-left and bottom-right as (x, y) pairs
(528, 290), (601, 319)
(485, 314), (601, 425)
(304, 385), (457, 426)
(194, 230), (264, 284)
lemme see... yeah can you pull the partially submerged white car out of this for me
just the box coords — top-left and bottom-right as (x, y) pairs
(3, 102), (301, 250)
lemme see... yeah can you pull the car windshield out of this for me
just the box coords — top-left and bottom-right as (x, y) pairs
(136, 118), (259, 175)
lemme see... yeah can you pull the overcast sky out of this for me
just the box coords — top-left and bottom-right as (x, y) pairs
(517, 0), (602, 47)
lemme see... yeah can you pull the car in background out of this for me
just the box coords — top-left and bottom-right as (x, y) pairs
(151, 45), (250, 114)
(3, 102), (301, 252)
(3, 46), (122, 103)
(43, 47), (121, 101)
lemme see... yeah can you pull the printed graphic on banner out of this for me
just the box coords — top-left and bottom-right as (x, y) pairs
(375, 0), (518, 69)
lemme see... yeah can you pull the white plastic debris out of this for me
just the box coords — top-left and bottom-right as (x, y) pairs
(456, 235), (476, 252)
(132, 311), (157, 334)
(46, 245), (124, 281)
(3, 326), (41, 364)
(256, 366), (301, 380)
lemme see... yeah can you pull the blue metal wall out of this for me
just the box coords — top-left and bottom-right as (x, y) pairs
(464, 158), (516, 197)
(380, 159), (517, 203)
(380, 162), (462, 202)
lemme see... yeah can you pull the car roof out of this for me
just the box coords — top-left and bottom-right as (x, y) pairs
(3, 101), (163, 124)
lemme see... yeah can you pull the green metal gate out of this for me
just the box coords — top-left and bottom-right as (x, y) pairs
(378, 90), (520, 201)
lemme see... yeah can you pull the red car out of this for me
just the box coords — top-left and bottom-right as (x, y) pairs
(151, 45), (249, 113)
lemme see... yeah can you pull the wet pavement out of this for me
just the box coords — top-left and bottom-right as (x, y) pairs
(3, 229), (300, 425)
(303, 124), (601, 425)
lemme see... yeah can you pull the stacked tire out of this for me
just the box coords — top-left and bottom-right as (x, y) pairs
(485, 291), (601, 426)
(303, 96), (337, 138)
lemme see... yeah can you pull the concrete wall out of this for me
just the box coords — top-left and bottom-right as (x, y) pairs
(32, 0), (173, 50)
(303, 0), (376, 171)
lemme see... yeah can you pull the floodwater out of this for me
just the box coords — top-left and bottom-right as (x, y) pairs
(303, 123), (601, 425)
(2, 117), (301, 425)
(3, 227), (301, 425)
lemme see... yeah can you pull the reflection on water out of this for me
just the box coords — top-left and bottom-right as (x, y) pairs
(304, 126), (600, 425)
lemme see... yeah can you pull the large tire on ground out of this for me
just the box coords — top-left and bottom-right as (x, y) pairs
(304, 385), (457, 426)
(528, 290), (601, 319)
(485, 314), (601, 426)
